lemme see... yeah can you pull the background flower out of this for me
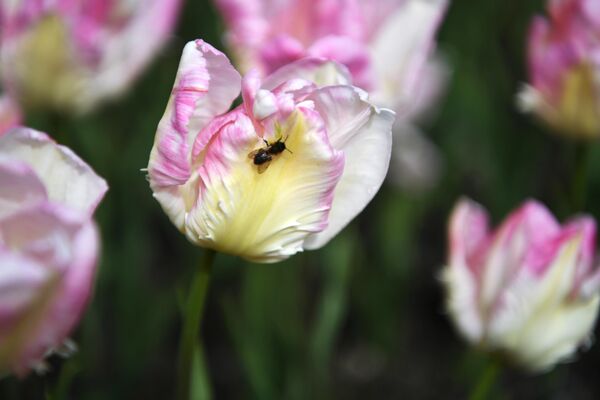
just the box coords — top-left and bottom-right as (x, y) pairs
(215, 0), (449, 192)
(148, 40), (394, 262)
(0, 127), (107, 376)
(0, 0), (182, 113)
(443, 198), (600, 372)
(519, 0), (600, 139)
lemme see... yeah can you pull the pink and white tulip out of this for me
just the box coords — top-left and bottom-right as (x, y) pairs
(443, 198), (600, 372)
(0, 127), (107, 376)
(519, 0), (600, 138)
(147, 40), (394, 263)
(215, 0), (449, 192)
(0, 0), (182, 113)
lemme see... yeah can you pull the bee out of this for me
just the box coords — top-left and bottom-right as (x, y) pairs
(248, 136), (292, 174)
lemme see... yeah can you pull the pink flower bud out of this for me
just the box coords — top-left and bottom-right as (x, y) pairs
(520, 0), (600, 138)
(147, 40), (395, 263)
(443, 198), (600, 372)
(0, 127), (107, 376)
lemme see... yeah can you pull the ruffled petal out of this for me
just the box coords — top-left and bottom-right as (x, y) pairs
(185, 107), (344, 262)
(148, 40), (242, 228)
(0, 128), (107, 215)
(303, 85), (394, 249)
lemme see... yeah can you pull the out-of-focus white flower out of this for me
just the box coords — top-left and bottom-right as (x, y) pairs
(147, 40), (394, 263)
(214, 0), (449, 193)
(0, 127), (107, 376)
(0, 0), (182, 113)
(519, 0), (600, 139)
(443, 198), (600, 372)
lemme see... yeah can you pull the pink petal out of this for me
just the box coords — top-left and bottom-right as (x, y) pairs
(447, 198), (491, 275)
(0, 96), (21, 135)
(0, 128), (107, 215)
(0, 204), (99, 376)
(308, 35), (375, 90)
(149, 40), (242, 188)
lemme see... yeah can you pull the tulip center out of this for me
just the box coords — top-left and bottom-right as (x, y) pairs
(555, 62), (600, 138)
(8, 15), (85, 110)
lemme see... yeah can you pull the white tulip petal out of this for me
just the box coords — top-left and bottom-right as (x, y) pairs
(303, 86), (394, 249)
(0, 128), (107, 215)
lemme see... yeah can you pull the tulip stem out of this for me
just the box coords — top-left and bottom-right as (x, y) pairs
(468, 358), (501, 400)
(176, 249), (216, 400)
(571, 142), (590, 211)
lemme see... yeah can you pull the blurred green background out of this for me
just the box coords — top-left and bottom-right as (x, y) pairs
(5, 0), (600, 399)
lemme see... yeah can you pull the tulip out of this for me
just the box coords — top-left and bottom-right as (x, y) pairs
(0, 0), (182, 113)
(214, 0), (449, 192)
(0, 127), (107, 376)
(519, 0), (600, 139)
(443, 198), (600, 372)
(147, 40), (394, 263)
(0, 96), (21, 134)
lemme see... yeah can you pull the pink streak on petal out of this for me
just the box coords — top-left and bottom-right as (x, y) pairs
(308, 35), (374, 90)
(494, 200), (561, 277)
(0, 97), (21, 135)
(448, 198), (492, 276)
(0, 159), (48, 220)
(260, 35), (306, 75)
(150, 40), (242, 188)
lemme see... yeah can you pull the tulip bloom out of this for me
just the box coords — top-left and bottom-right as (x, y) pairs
(520, 0), (600, 138)
(148, 40), (394, 263)
(0, 0), (181, 113)
(0, 127), (107, 376)
(443, 198), (600, 372)
(215, 0), (448, 192)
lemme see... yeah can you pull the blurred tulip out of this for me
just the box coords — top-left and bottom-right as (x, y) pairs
(215, 0), (449, 193)
(0, 127), (107, 376)
(443, 198), (600, 372)
(519, 0), (600, 139)
(0, 96), (21, 134)
(148, 40), (394, 263)
(0, 0), (182, 113)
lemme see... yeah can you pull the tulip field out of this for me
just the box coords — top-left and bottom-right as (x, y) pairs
(3, 0), (600, 399)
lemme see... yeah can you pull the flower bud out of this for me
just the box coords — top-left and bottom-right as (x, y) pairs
(519, 0), (600, 138)
(443, 198), (600, 372)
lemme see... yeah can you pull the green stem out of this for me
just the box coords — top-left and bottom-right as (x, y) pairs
(176, 249), (216, 400)
(468, 359), (501, 400)
(571, 142), (590, 211)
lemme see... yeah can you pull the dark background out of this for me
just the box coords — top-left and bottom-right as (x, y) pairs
(5, 0), (600, 398)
